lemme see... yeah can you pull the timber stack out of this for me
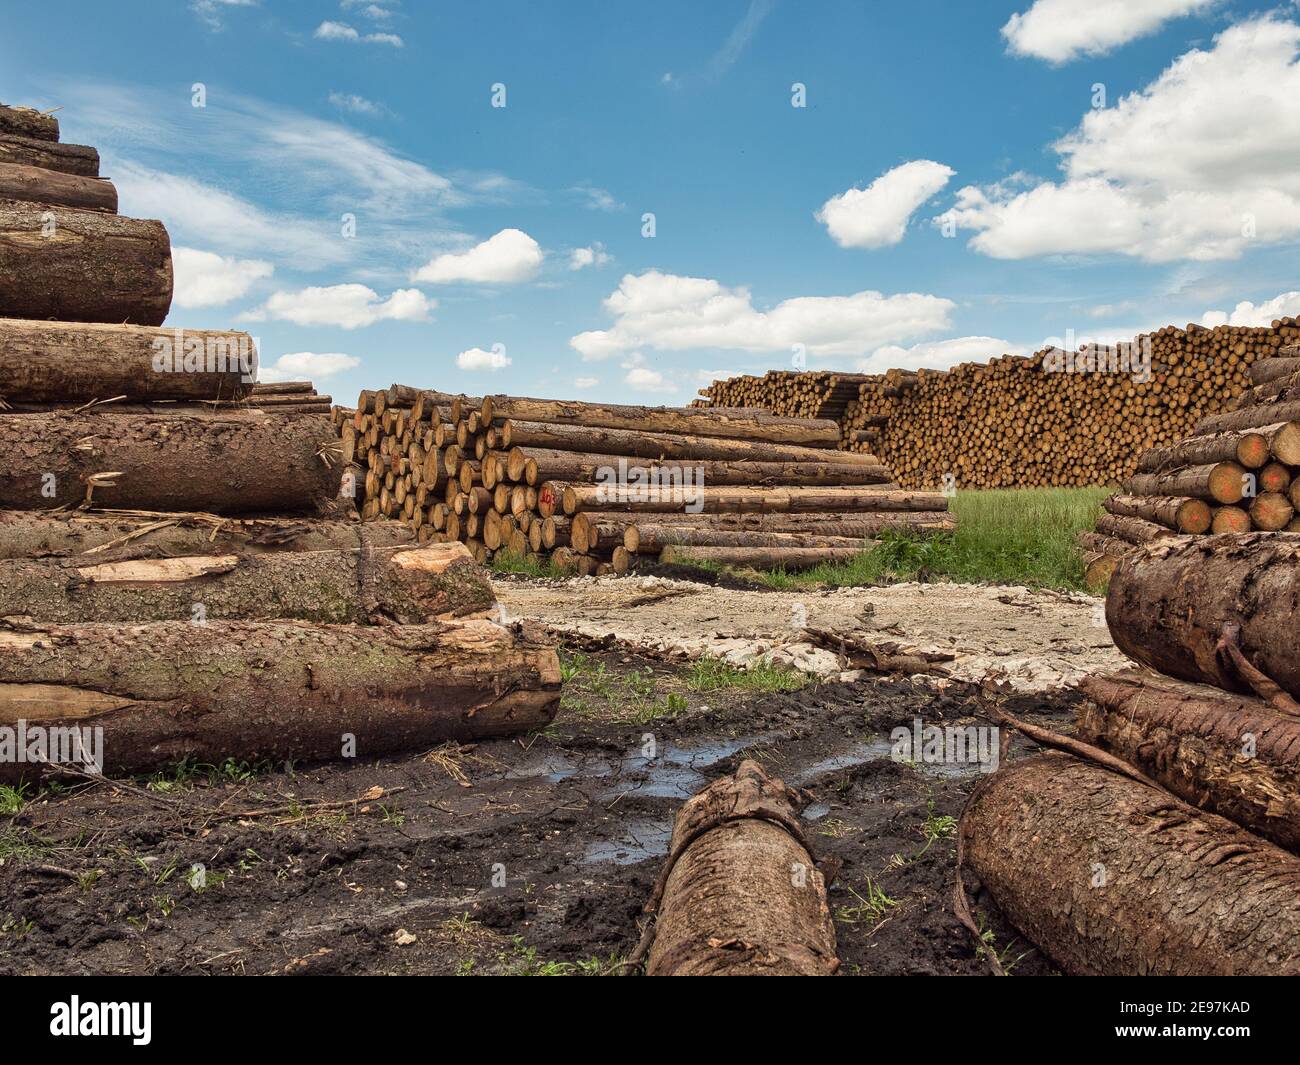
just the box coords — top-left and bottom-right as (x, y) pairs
(344, 384), (953, 574)
(0, 101), (560, 783)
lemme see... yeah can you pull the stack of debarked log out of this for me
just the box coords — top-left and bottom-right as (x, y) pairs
(960, 534), (1300, 975)
(1080, 343), (1300, 587)
(344, 385), (954, 574)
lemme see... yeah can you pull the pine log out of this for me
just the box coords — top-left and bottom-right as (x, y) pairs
(1077, 670), (1300, 855)
(554, 483), (947, 517)
(658, 545), (866, 570)
(1250, 357), (1300, 386)
(0, 104), (57, 141)
(514, 448), (893, 487)
(1081, 549), (1120, 590)
(627, 526), (871, 553)
(1136, 423), (1300, 471)
(0, 202), (173, 325)
(0, 162), (116, 212)
(0, 319), (254, 402)
(1250, 491), (1294, 530)
(0, 401), (329, 416)
(1197, 400), (1300, 435)
(1106, 533), (1300, 699)
(961, 753), (1300, 975)
(0, 617), (561, 784)
(0, 541), (493, 624)
(1094, 512), (1173, 545)
(1123, 462), (1247, 505)
(629, 511), (955, 538)
(0, 412), (340, 514)
(644, 760), (838, 976)
(1211, 506), (1252, 534)
(0, 133), (98, 176)
(1102, 493), (1212, 534)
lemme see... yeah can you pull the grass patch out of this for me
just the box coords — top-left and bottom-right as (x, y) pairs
(835, 878), (899, 928)
(144, 757), (273, 793)
(0, 784), (28, 817)
(684, 657), (809, 694)
(558, 652), (690, 724)
(490, 550), (565, 579)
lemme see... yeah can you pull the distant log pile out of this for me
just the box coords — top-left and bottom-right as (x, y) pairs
(343, 384), (951, 574)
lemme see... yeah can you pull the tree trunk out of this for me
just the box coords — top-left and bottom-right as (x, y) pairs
(1102, 493), (1211, 534)
(552, 482), (947, 517)
(1077, 670), (1300, 855)
(1093, 512), (1173, 545)
(0, 104), (57, 141)
(961, 753), (1300, 975)
(627, 525), (870, 553)
(1136, 423), (1300, 471)
(644, 761), (838, 975)
(0, 412), (340, 514)
(1250, 356), (1300, 386)
(0, 541), (494, 624)
(0, 202), (172, 325)
(0, 133), (99, 176)
(514, 447), (892, 487)
(658, 545), (866, 570)
(500, 418), (881, 465)
(1106, 533), (1300, 698)
(0, 162), (116, 212)
(0, 319), (254, 403)
(1197, 400), (1300, 435)
(0, 617), (561, 784)
(1123, 462), (1247, 504)
(0, 511), (411, 559)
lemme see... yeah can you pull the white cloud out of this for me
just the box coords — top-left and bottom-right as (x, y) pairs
(945, 16), (1300, 262)
(172, 247), (273, 308)
(574, 376), (599, 389)
(571, 185), (623, 212)
(1002, 0), (1215, 63)
(569, 243), (612, 271)
(413, 229), (543, 283)
(625, 366), (676, 393)
(817, 161), (954, 249)
(243, 284), (433, 328)
(1201, 291), (1300, 327)
(571, 270), (954, 360)
(328, 92), (384, 115)
(191, 0), (256, 31)
(314, 21), (403, 45)
(858, 336), (1021, 374)
(259, 351), (360, 383)
(457, 346), (511, 371)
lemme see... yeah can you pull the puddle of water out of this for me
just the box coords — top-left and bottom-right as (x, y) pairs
(600, 732), (780, 801)
(801, 802), (831, 821)
(582, 818), (672, 865)
(793, 736), (987, 786)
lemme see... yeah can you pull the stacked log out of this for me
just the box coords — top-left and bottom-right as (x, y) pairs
(344, 384), (951, 574)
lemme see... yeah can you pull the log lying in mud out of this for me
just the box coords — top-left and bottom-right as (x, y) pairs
(0, 413), (340, 514)
(0, 319), (255, 403)
(644, 760), (838, 975)
(0, 202), (173, 325)
(1077, 670), (1300, 855)
(0, 541), (494, 624)
(0, 162), (117, 212)
(1106, 534), (1300, 699)
(0, 133), (99, 176)
(0, 617), (562, 784)
(0, 511), (412, 559)
(960, 753), (1300, 975)
(658, 545), (867, 571)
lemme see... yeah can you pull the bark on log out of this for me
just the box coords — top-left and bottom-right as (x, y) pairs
(658, 545), (867, 570)
(1077, 670), (1300, 855)
(1196, 400), (1300, 435)
(1106, 533), (1300, 699)
(625, 511), (955, 538)
(628, 525), (871, 553)
(553, 482), (947, 517)
(0, 401), (329, 416)
(960, 753), (1300, 975)
(0, 319), (254, 403)
(0, 412), (340, 514)
(0, 511), (411, 559)
(1136, 423), (1300, 471)
(0, 162), (116, 213)
(1102, 493), (1212, 534)
(644, 760), (838, 976)
(0, 541), (493, 624)
(0, 616), (561, 784)
(1250, 357), (1300, 386)
(0, 202), (173, 325)
(515, 448), (892, 488)
(1123, 462), (1247, 505)
(1094, 512), (1174, 545)
(0, 133), (98, 176)
(0, 104), (57, 141)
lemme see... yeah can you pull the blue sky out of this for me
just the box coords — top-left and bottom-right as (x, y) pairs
(3, 0), (1298, 405)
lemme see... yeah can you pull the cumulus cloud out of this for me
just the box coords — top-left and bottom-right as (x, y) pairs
(328, 91), (385, 115)
(1201, 291), (1300, 327)
(944, 16), (1300, 262)
(243, 284), (433, 328)
(172, 247), (273, 308)
(625, 366), (676, 393)
(570, 270), (954, 360)
(258, 351), (360, 383)
(456, 346), (512, 371)
(569, 243), (612, 271)
(857, 336), (1021, 374)
(817, 161), (955, 249)
(413, 229), (543, 283)
(1002, 0), (1214, 63)
(314, 20), (403, 45)
(191, 0), (256, 31)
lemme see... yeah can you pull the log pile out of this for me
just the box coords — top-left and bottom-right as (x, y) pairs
(698, 318), (1300, 489)
(343, 384), (952, 574)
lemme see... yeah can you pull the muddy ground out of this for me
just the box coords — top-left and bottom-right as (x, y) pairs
(0, 629), (1077, 976)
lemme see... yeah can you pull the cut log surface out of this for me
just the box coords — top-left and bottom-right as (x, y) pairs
(0, 617), (562, 783)
(1123, 462), (1246, 504)
(0, 104), (57, 141)
(0, 133), (99, 176)
(0, 412), (340, 514)
(1078, 670), (1300, 855)
(645, 761), (838, 976)
(1102, 493), (1212, 534)
(0, 319), (254, 403)
(961, 753), (1300, 975)
(0, 511), (412, 559)
(0, 541), (494, 624)
(0, 202), (173, 325)
(658, 545), (867, 570)
(1106, 533), (1300, 698)
(0, 162), (115, 212)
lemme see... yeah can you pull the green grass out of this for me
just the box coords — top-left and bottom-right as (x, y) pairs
(684, 657), (809, 694)
(0, 784), (28, 817)
(490, 549), (566, 579)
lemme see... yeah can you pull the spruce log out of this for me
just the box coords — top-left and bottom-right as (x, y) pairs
(0, 202), (172, 325)
(0, 401), (329, 416)
(1081, 549), (1120, 590)
(1136, 424), (1300, 472)
(1197, 400), (1300, 435)
(500, 419), (882, 465)
(1250, 491), (1294, 530)
(515, 448), (892, 487)
(628, 526), (870, 553)
(0, 511), (411, 559)
(1102, 493), (1211, 534)
(644, 760), (838, 976)
(1123, 462), (1246, 505)
(1077, 670), (1300, 855)
(1094, 512), (1173, 545)
(1106, 533), (1300, 698)
(630, 511), (955, 538)
(0, 319), (254, 402)
(960, 753), (1300, 975)
(0, 104), (57, 141)
(0, 133), (98, 176)
(0, 412), (339, 514)
(1212, 506), (1252, 534)
(658, 545), (866, 570)
(0, 162), (116, 212)
(554, 483), (947, 517)
(1250, 357), (1300, 387)
(0, 541), (493, 624)
(0, 617), (561, 784)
